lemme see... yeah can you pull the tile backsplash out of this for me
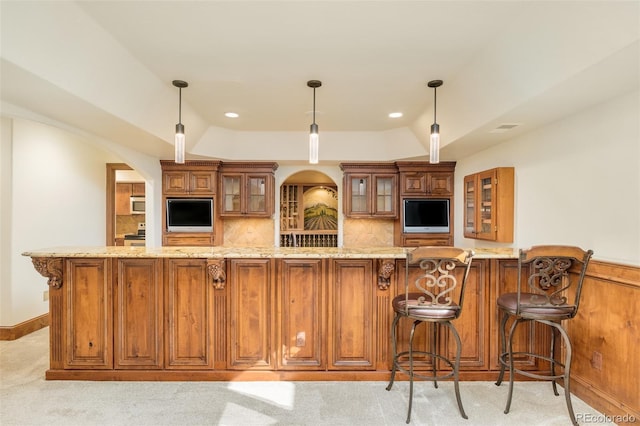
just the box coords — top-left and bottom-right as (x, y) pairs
(224, 218), (275, 246)
(222, 217), (394, 247)
(342, 218), (395, 247)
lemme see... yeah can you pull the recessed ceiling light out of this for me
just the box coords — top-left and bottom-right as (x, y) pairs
(389, 112), (403, 118)
(225, 112), (239, 118)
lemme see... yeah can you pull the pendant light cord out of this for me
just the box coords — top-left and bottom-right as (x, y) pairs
(178, 87), (182, 124)
(433, 86), (437, 123)
(312, 87), (316, 125)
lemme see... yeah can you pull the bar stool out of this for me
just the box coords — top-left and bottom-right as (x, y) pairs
(495, 245), (593, 426)
(386, 247), (474, 423)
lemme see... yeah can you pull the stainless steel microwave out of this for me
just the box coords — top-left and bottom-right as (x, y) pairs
(130, 196), (145, 214)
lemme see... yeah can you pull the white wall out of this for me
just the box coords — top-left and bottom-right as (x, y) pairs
(454, 90), (640, 266)
(0, 117), (13, 325)
(3, 118), (120, 326)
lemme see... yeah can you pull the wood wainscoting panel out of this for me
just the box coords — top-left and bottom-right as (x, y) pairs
(567, 260), (640, 421)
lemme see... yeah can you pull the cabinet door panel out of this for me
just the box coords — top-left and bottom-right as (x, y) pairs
(279, 259), (324, 369)
(190, 171), (216, 194)
(428, 172), (453, 195)
(329, 259), (375, 369)
(401, 172), (427, 195)
(65, 258), (112, 369)
(373, 174), (397, 217)
(246, 174), (268, 214)
(115, 259), (163, 369)
(441, 260), (488, 369)
(166, 259), (214, 369)
(221, 174), (243, 215)
(346, 174), (371, 215)
(115, 183), (131, 215)
(228, 259), (274, 369)
(163, 171), (189, 194)
(490, 260), (551, 371)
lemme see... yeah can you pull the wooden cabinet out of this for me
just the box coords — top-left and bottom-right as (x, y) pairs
(115, 182), (145, 215)
(219, 162), (277, 217)
(165, 259), (215, 369)
(401, 171), (453, 196)
(464, 167), (514, 242)
(278, 259), (325, 369)
(161, 160), (221, 246)
(227, 258), (275, 370)
(489, 259), (550, 372)
(35, 253), (569, 384)
(162, 170), (216, 196)
(394, 162), (456, 247)
(391, 258), (489, 371)
(328, 259), (376, 369)
(340, 163), (398, 218)
(114, 258), (163, 369)
(64, 258), (112, 369)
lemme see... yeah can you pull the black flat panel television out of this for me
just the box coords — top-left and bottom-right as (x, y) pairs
(166, 198), (213, 233)
(403, 198), (450, 233)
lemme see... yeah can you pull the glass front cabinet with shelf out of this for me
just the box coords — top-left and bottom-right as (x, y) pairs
(340, 163), (398, 218)
(219, 162), (277, 217)
(464, 167), (514, 242)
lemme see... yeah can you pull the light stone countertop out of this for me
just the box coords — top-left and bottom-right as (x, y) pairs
(22, 246), (518, 259)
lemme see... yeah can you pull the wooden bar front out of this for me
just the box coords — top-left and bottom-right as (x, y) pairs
(25, 247), (639, 421)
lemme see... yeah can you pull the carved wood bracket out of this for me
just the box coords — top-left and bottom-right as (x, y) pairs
(31, 257), (63, 289)
(377, 259), (395, 290)
(207, 259), (226, 289)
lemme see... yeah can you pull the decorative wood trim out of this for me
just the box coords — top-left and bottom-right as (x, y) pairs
(218, 161), (278, 172)
(31, 258), (63, 288)
(160, 160), (222, 170)
(207, 259), (226, 289)
(0, 313), (49, 341)
(106, 163), (131, 246)
(377, 259), (395, 290)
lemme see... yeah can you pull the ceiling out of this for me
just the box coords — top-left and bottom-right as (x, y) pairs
(1, 1), (638, 163)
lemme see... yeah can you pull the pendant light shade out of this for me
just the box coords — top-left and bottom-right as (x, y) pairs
(307, 80), (322, 164)
(427, 80), (443, 164)
(172, 80), (188, 164)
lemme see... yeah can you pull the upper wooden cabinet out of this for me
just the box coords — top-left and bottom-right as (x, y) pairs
(160, 160), (222, 247)
(340, 162), (398, 218)
(219, 162), (278, 217)
(162, 167), (217, 196)
(394, 162), (456, 247)
(397, 162), (456, 196)
(464, 167), (514, 242)
(115, 182), (145, 215)
(161, 160), (220, 196)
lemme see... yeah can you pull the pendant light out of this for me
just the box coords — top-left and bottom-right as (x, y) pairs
(307, 80), (322, 164)
(172, 79), (188, 164)
(427, 79), (443, 164)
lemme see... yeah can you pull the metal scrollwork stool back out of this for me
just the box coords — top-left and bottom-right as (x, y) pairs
(495, 245), (593, 426)
(386, 247), (474, 423)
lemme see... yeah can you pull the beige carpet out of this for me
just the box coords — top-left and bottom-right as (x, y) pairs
(0, 327), (612, 425)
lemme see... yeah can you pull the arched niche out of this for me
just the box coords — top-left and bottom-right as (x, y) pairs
(279, 170), (338, 247)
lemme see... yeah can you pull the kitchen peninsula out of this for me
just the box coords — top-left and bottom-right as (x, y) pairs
(24, 245), (523, 381)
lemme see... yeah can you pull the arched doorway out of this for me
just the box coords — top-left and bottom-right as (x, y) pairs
(279, 170), (338, 247)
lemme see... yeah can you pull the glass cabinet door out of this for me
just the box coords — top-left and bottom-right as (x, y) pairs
(349, 175), (370, 214)
(477, 170), (495, 239)
(222, 175), (242, 214)
(463, 175), (476, 237)
(373, 175), (397, 216)
(247, 175), (267, 214)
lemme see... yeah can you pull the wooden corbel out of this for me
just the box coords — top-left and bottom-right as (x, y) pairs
(377, 259), (395, 290)
(31, 257), (63, 289)
(207, 259), (226, 289)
